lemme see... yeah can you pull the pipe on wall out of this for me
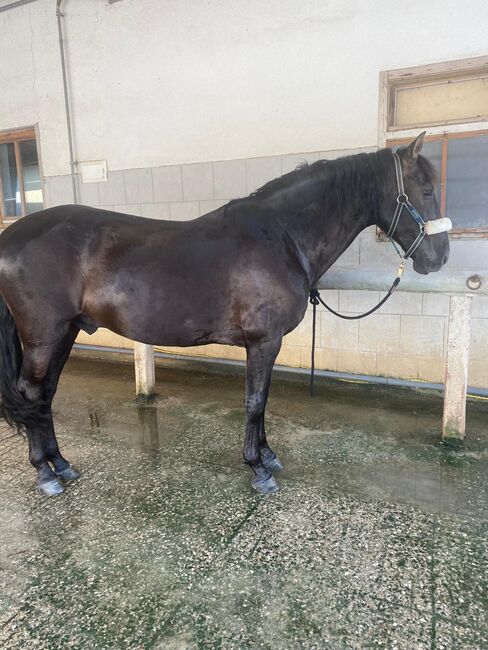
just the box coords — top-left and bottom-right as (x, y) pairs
(0, 0), (39, 13)
(318, 268), (487, 295)
(56, 0), (77, 203)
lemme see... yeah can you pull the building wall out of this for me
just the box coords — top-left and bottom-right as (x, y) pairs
(1, 0), (488, 387)
(2, 0), (488, 174)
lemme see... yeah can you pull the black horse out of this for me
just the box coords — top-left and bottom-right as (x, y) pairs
(0, 133), (449, 496)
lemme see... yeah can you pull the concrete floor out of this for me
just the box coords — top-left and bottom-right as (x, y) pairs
(0, 357), (487, 649)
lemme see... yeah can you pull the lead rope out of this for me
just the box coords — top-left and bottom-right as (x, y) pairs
(309, 261), (405, 397)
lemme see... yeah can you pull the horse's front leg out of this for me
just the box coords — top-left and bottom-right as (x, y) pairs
(259, 414), (284, 473)
(243, 336), (282, 494)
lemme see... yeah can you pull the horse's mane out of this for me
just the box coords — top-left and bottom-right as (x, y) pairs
(237, 147), (436, 214)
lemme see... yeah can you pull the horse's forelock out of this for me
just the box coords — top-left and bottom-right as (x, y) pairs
(417, 153), (437, 185)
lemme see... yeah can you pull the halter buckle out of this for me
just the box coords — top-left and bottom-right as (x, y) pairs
(396, 261), (406, 279)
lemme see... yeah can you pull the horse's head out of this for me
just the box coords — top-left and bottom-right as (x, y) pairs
(378, 133), (450, 275)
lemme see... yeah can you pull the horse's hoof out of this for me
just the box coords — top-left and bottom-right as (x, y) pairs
(38, 478), (65, 497)
(262, 453), (284, 473)
(251, 474), (280, 495)
(56, 464), (81, 483)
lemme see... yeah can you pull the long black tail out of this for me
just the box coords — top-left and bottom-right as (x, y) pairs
(0, 296), (41, 431)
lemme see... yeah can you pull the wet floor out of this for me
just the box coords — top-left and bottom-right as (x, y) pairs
(0, 356), (487, 649)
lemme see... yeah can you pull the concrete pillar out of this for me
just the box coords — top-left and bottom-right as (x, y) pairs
(134, 342), (156, 398)
(442, 295), (472, 444)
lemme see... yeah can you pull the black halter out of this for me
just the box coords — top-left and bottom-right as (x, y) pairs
(386, 152), (429, 259)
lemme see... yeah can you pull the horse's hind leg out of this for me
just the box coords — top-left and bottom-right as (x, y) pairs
(41, 325), (81, 484)
(243, 336), (282, 494)
(18, 345), (63, 496)
(18, 325), (80, 496)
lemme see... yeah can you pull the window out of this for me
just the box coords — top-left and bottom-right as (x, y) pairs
(383, 57), (488, 131)
(389, 75), (488, 131)
(379, 56), (488, 239)
(0, 127), (43, 222)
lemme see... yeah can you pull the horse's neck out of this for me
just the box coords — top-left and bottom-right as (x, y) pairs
(257, 156), (384, 285)
(253, 153), (386, 285)
(282, 201), (372, 286)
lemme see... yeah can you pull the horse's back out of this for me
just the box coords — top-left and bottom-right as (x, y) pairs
(0, 204), (168, 247)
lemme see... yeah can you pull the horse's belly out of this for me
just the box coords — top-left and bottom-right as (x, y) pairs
(130, 327), (244, 349)
(91, 304), (244, 349)
(142, 315), (245, 348)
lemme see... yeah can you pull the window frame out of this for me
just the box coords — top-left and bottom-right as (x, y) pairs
(378, 56), (488, 241)
(0, 126), (43, 224)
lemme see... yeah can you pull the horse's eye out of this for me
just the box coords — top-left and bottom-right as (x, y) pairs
(423, 189), (432, 198)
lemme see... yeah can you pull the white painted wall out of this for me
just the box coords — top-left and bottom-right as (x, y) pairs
(1, 0), (487, 176)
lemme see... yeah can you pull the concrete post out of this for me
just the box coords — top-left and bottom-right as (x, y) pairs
(442, 295), (472, 444)
(134, 342), (156, 398)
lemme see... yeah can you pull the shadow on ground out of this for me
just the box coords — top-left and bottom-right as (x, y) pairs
(1, 357), (487, 649)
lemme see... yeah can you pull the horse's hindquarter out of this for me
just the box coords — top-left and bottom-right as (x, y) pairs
(0, 207), (93, 342)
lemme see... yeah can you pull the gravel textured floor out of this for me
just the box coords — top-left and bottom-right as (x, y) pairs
(0, 356), (487, 649)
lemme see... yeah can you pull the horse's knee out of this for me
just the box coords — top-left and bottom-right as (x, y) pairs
(245, 394), (266, 423)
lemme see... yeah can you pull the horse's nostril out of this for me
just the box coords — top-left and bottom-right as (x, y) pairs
(442, 254), (449, 266)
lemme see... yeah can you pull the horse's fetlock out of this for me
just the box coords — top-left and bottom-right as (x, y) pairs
(29, 450), (47, 468)
(243, 452), (261, 466)
(243, 441), (261, 465)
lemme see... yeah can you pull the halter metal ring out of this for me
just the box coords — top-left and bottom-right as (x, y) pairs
(397, 193), (408, 204)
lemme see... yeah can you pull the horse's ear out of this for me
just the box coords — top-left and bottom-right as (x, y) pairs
(404, 132), (426, 163)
